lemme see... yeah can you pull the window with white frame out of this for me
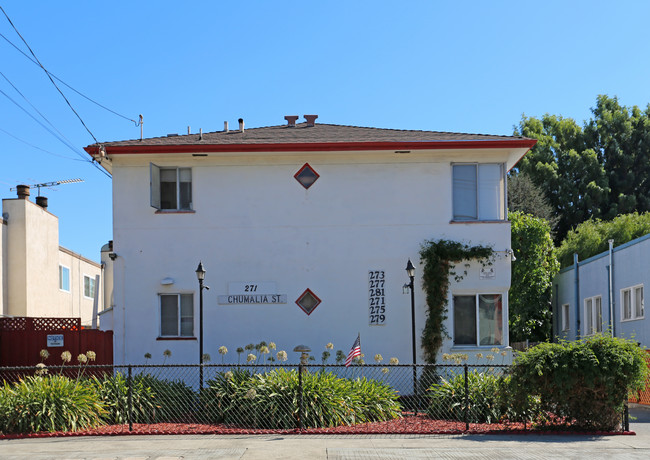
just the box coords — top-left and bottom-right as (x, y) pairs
(452, 163), (505, 221)
(562, 303), (570, 331)
(453, 294), (503, 346)
(150, 164), (192, 211)
(84, 275), (96, 299)
(59, 265), (70, 292)
(160, 294), (194, 337)
(584, 296), (602, 335)
(621, 285), (644, 321)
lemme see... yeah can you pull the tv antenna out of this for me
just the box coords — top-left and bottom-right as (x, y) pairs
(10, 178), (84, 196)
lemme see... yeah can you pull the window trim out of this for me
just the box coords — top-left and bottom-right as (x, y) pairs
(621, 284), (644, 322)
(583, 295), (603, 335)
(83, 274), (96, 300)
(158, 293), (195, 338)
(452, 292), (505, 347)
(561, 303), (570, 331)
(451, 163), (506, 222)
(59, 264), (70, 293)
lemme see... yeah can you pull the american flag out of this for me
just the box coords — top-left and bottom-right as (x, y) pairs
(344, 334), (361, 367)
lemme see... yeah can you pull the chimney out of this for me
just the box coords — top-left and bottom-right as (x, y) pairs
(36, 196), (48, 209)
(238, 118), (245, 132)
(224, 121), (229, 132)
(284, 115), (299, 127)
(304, 114), (318, 127)
(16, 185), (30, 200)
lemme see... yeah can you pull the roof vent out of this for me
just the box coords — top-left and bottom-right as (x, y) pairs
(238, 118), (244, 132)
(284, 115), (299, 127)
(36, 196), (48, 209)
(304, 114), (318, 127)
(224, 121), (229, 132)
(166, 133), (179, 137)
(16, 185), (30, 200)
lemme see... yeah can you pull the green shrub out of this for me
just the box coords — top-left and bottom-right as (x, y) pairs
(133, 374), (196, 422)
(202, 368), (401, 428)
(509, 335), (649, 430)
(428, 369), (509, 423)
(90, 373), (157, 424)
(0, 375), (104, 433)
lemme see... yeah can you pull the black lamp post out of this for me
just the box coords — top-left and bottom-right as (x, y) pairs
(196, 261), (207, 389)
(405, 259), (417, 410)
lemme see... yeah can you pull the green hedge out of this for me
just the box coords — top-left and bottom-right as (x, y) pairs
(202, 368), (402, 428)
(0, 375), (105, 433)
(509, 335), (649, 430)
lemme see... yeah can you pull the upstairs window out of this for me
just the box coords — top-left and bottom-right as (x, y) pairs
(621, 285), (644, 321)
(452, 163), (505, 221)
(84, 275), (96, 299)
(59, 265), (70, 292)
(150, 164), (192, 211)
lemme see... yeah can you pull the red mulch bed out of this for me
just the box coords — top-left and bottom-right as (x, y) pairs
(0, 414), (635, 439)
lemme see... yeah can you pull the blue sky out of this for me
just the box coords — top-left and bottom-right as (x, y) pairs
(1, 1), (650, 261)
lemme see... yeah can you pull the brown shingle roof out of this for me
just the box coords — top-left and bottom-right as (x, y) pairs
(92, 122), (528, 148)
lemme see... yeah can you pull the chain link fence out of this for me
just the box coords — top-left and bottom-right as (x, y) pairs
(0, 363), (629, 435)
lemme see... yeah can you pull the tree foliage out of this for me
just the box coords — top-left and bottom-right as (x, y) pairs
(557, 212), (650, 267)
(514, 95), (650, 242)
(509, 212), (559, 343)
(507, 173), (558, 233)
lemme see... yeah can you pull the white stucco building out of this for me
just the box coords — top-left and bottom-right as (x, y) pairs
(85, 116), (534, 366)
(0, 187), (103, 326)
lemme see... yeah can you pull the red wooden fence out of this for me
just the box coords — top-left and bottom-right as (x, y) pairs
(0, 317), (113, 367)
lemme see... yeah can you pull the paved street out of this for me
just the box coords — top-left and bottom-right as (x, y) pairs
(1, 405), (648, 459)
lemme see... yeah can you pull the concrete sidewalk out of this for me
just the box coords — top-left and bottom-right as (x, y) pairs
(1, 405), (649, 460)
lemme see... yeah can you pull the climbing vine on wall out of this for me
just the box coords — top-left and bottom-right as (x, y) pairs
(419, 239), (495, 364)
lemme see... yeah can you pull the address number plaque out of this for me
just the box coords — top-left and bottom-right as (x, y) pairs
(368, 270), (386, 325)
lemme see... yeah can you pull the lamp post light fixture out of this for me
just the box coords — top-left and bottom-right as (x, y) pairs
(405, 258), (418, 412)
(196, 261), (209, 389)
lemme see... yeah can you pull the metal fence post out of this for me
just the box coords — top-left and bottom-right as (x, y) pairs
(127, 365), (133, 432)
(624, 402), (629, 432)
(464, 364), (469, 431)
(297, 363), (304, 430)
(412, 364), (418, 415)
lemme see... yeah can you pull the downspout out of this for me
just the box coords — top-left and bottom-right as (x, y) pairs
(574, 253), (580, 339)
(608, 239), (615, 337)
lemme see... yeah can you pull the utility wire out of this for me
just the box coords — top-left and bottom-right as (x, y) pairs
(0, 70), (81, 158)
(0, 31), (139, 126)
(0, 88), (111, 178)
(0, 5), (99, 143)
(0, 127), (85, 162)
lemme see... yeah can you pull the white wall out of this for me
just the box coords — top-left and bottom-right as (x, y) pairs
(0, 217), (6, 316)
(1, 196), (102, 325)
(110, 150), (513, 365)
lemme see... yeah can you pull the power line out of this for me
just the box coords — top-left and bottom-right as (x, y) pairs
(0, 127), (85, 161)
(0, 70), (81, 158)
(0, 5), (98, 143)
(0, 88), (111, 178)
(0, 31), (140, 126)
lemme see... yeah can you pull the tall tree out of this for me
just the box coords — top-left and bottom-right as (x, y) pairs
(514, 114), (609, 242)
(514, 95), (650, 243)
(585, 95), (650, 216)
(507, 172), (558, 233)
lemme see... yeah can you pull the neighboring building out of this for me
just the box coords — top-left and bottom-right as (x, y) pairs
(85, 116), (535, 366)
(0, 186), (103, 327)
(553, 235), (648, 345)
